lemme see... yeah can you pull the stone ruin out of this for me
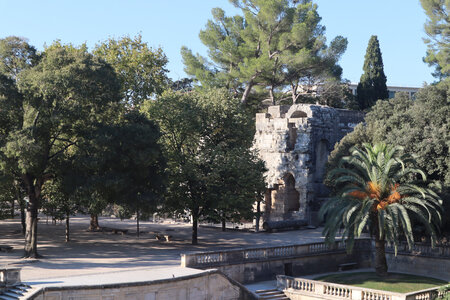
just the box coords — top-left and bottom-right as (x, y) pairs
(253, 104), (364, 227)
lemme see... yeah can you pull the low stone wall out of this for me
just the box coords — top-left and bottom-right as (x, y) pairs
(385, 242), (450, 281)
(277, 275), (448, 300)
(27, 270), (257, 300)
(181, 240), (450, 284)
(181, 240), (373, 284)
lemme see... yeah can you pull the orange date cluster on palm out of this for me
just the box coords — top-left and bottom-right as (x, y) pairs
(348, 182), (402, 211)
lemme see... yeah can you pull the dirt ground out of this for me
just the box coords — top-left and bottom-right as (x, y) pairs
(0, 215), (325, 281)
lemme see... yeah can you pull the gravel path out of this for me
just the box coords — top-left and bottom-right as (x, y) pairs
(0, 215), (326, 280)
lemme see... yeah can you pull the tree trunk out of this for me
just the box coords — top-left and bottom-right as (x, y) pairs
(255, 200), (261, 232)
(10, 199), (14, 219)
(89, 214), (100, 231)
(24, 193), (39, 258)
(269, 86), (275, 105)
(15, 186), (26, 235)
(20, 201), (26, 235)
(192, 215), (198, 245)
(65, 213), (70, 242)
(241, 81), (254, 104)
(373, 214), (388, 276)
(374, 235), (388, 276)
(136, 208), (140, 238)
(221, 218), (226, 232)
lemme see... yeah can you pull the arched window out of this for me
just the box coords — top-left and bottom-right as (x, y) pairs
(286, 123), (297, 151)
(290, 110), (307, 118)
(283, 174), (300, 212)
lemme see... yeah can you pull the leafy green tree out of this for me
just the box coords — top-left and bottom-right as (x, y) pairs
(94, 34), (169, 108)
(0, 37), (39, 228)
(420, 0), (449, 79)
(84, 111), (166, 236)
(0, 36), (39, 80)
(1, 42), (121, 257)
(182, 0), (347, 106)
(41, 171), (84, 242)
(356, 35), (389, 110)
(143, 88), (266, 244)
(321, 143), (443, 276)
(327, 82), (450, 233)
(206, 147), (266, 231)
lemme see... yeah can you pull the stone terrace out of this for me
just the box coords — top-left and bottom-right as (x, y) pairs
(0, 215), (326, 281)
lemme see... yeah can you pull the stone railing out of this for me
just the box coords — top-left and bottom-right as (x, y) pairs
(385, 242), (450, 258)
(277, 275), (448, 300)
(0, 268), (21, 288)
(181, 239), (372, 268)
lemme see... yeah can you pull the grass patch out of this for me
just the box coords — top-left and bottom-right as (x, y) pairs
(314, 272), (448, 293)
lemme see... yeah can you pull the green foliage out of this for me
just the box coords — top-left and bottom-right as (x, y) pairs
(143, 88), (266, 243)
(0, 36), (39, 80)
(84, 111), (166, 216)
(317, 79), (357, 109)
(420, 0), (449, 79)
(182, 0), (347, 106)
(0, 41), (121, 256)
(94, 34), (169, 108)
(321, 143), (443, 273)
(357, 35), (389, 110)
(327, 83), (450, 231)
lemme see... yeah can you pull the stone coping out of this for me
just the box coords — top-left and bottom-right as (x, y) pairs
(24, 267), (230, 299)
(277, 275), (449, 300)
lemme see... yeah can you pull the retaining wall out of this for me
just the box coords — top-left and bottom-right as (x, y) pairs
(27, 270), (256, 300)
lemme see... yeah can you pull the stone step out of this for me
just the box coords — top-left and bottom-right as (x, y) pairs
(0, 292), (20, 299)
(255, 288), (278, 293)
(254, 288), (289, 299)
(257, 290), (285, 296)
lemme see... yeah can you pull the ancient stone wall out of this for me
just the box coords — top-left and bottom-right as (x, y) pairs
(254, 104), (364, 225)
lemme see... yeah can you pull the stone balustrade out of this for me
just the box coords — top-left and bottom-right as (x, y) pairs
(385, 242), (450, 258)
(181, 240), (366, 268)
(277, 275), (448, 300)
(0, 268), (21, 287)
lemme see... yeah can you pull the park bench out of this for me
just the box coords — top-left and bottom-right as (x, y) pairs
(111, 228), (128, 235)
(155, 234), (172, 242)
(0, 245), (13, 253)
(101, 227), (128, 235)
(338, 262), (357, 271)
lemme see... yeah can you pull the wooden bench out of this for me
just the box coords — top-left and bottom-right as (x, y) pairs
(338, 262), (357, 271)
(0, 245), (13, 253)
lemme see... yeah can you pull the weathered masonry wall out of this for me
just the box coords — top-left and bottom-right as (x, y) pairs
(181, 240), (373, 284)
(27, 270), (256, 300)
(253, 105), (364, 225)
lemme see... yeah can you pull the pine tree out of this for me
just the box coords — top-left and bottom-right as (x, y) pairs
(420, 0), (449, 80)
(357, 35), (389, 110)
(182, 0), (347, 106)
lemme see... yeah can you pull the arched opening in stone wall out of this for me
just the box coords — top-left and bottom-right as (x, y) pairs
(283, 173), (300, 212)
(314, 139), (329, 182)
(286, 123), (297, 151)
(290, 110), (307, 118)
(267, 174), (300, 217)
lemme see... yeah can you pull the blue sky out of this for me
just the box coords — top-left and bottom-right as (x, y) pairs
(0, 0), (434, 87)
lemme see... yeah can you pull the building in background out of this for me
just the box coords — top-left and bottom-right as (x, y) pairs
(348, 83), (420, 99)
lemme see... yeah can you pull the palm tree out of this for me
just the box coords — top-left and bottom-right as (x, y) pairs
(320, 143), (443, 276)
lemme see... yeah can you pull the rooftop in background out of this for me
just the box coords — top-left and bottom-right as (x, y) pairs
(349, 83), (420, 99)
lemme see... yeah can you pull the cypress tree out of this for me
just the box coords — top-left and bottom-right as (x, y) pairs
(357, 35), (389, 110)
